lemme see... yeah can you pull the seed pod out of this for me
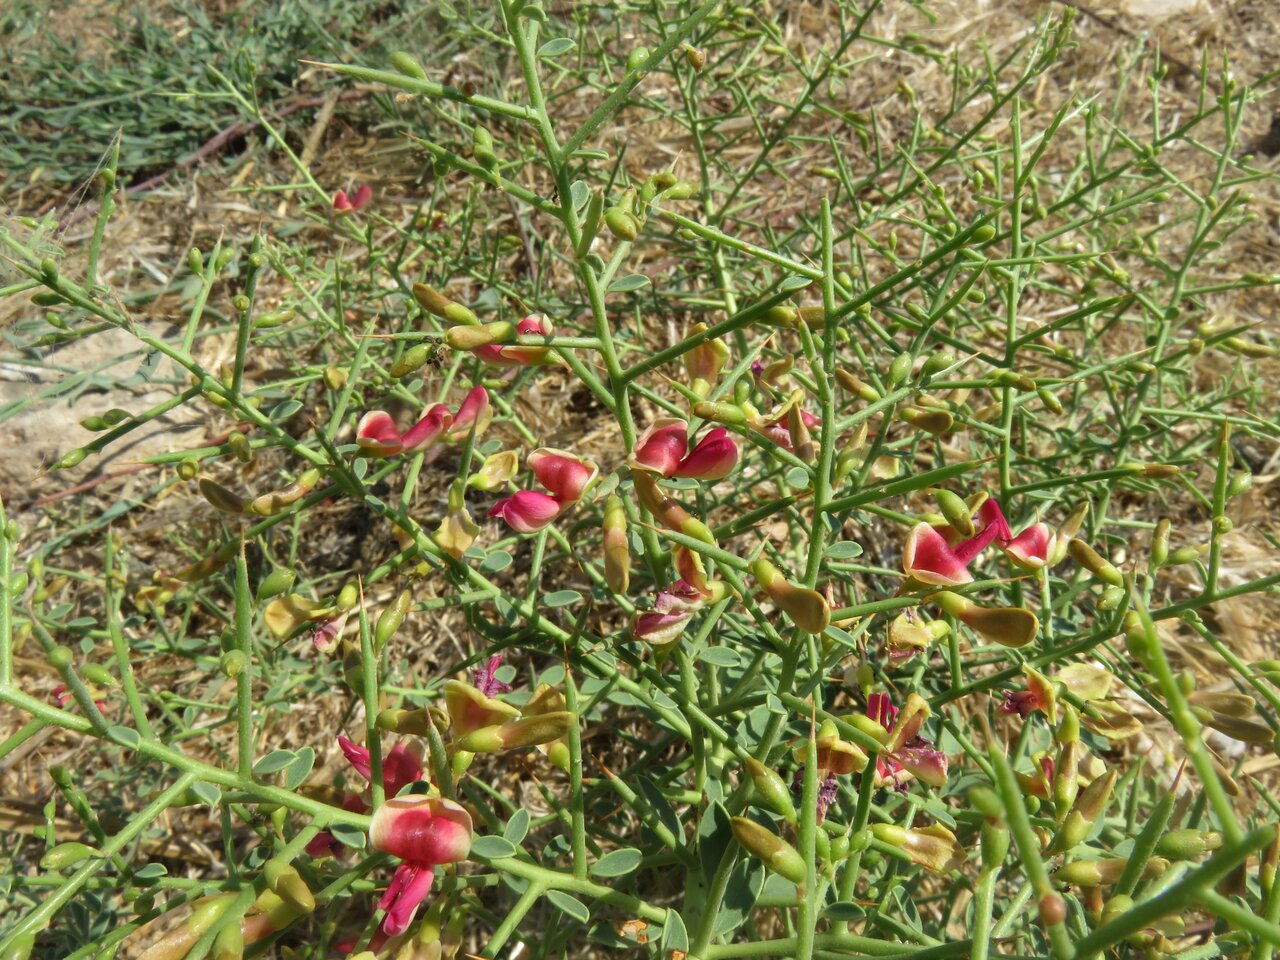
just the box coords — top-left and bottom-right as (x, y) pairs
(971, 223), (996, 243)
(1227, 472), (1253, 499)
(336, 581), (360, 611)
(1099, 584), (1125, 610)
(1150, 518), (1170, 569)
(473, 125), (498, 170)
(931, 489), (973, 537)
(1038, 387), (1064, 414)
(248, 469), (320, 517)
(993, 369), (1036, 391)
(390, 51), (427, 79)
(1155, 829), (1221, 860)
(691, 401), (748, 426)
(901, 406), (953, 436)
(81, 663), (116, 687)
(375, 589), (411, 651)
(54, 448), (87, 470)
(1066, 539), (1124, 587)
(256, 569), (295, 603)
(41, 841), (99, 870)
(744, 757), (797, 824)
(199, 478), (246, 515)
(602, 495), (630, 594)
(603, 206), (639, 242)
(921, 351), (956, 377)
(683, 44), (706, 70)
(264, 860), (315, 914)
(626, 46), (650, 73)
(980, 820), (1010, 869)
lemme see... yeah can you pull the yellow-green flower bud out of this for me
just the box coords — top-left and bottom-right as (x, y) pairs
(731, 817), (806, 884)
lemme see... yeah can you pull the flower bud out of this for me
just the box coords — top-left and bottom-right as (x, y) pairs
(1057, 856), (1167, 887)
(835, 369), (881, 402)
(391, 344), (432, 378)
(980, 820), (1010, 870)
(887, 352), (912, 387)
(454, 711), (576, 753)
(632, 472), (715, 544)
(604, 206), (640, 241)
(40, 841), (99, 870)
(248, 469), (320, 516)
(264, 860), (315, 914)
(871, 823), (964, 874)
(375, 590), (412, 652)
(1155, 828), (1221, 860)
(323, 366), (348, 390)
(731, 817), (806, 884)
(1066, 539), (1124, 587)
(692, 400), (749, 426)
(412, 283), (479, 326)
(173, 542), (237, 583)
(1166, 544), (1209, 566)
(744, 757), (797, 825)
(602, 495), (630, 594)
(390, 51), (427, 79)
(751, 556), (830, 634)
(446, 321), (516, 350)
(901, 406), (953, 436)
(468, 450), (520, 491)
(931, 488), (974, 537)
(934, 592), (1039, 647)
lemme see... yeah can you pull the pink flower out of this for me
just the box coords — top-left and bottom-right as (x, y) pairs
(902, 498), (1013, 586)
(356, 405), (453, 457)
(333, 184), (373, 214)
(370, 796), (472, 936)
(630, 419), (739, 480)
(489, 449), (598, 534)
(338, 735), (425, 799)
(472, 315), (554, 366)
(758, 408), (819, 450)
(470, 654), (512, 697)
(631, 419), (688, 476)
(865, 692), (948, 790)
(488, 489), (562, 533)
(673, 427), (738, 480)
(442, 386), (492, 443)
(632, 579), (706, 646)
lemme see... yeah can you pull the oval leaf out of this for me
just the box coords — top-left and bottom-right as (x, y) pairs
(538, 38), (576, 58)
(471, 835), (519, 860)
(591, 847), (643, 877)
(546, 889), (590, 923)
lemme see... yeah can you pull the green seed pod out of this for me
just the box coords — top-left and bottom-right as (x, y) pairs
(264, 859), (316, 914)
(731, 817), (806, 884)
(177, 458), (199, 482)
(323, 366), (348, 390)
(627, 46), (650, 73)
(336, 581), (360, 611)
(391, 345), (431, 379)
(473, 125), (498, 170)
(835, 369), (881, 403)
(446, 321), (515, 351)
(81, 663), (116, 687)
(254, 309), (295, 329)
(967, 786), (1003, 821)
(232, 295), (251, 315)
(980, 820), (1010, 869)
(40, 841), (99, 870)
(48, 645), (74, 670)
(54, 448), (88, 471)
(412, 284), (479, 326)
(921, 351), (956, 377)
(220, 650), (248, 678)
(691, 401), (748, 426)
(188, 247), (204, 274)
(31, 291), (66, 306)
(1227, 472), (1253, 499)
(1098, 583), (1125, 610)
(971, 223), (996, 243)
(390, 51), (427, 79)
(1213, 515), (1233, 535)
(1166, 544), (1208, 566)
(375, 589), (411, 651)
(256, 569), (295, 602)
(603, 206), (639, 242)
(79, 416), (107, 432)
(666, 180), (696, 199)
(1037, 387), (1064, 414)
(993, 369), (1036, 391)
(41, 257), (59, 281)
(887, 352), (912, 387)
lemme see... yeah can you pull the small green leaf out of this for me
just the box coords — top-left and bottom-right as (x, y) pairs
(699, 646), (740, 667)
(823, 901), (863, 921)
(504, 808), (531, 845)
(481, 550), (513, 573)
(781, 275), (813, 291)
(284, 746), (315, 790)
(608, 274), (650, 293)
(543, 589), (583, 608)
(591, 847), (643, 877)
(269, 400), (303, 421)
(133, 863), (168, 881)
(546, 889), (590, 923)
(826, 540), (864, 559)
(661, 910), (689, 952)
(329, 823), (366, 850)
(471, 835), (519, 859)
(538, 38), (576, 58)
(253, 750), (296, 776)
(108, 725), (140, 749)
(570, 180), (589, 210)
(191, 782), (221, 806)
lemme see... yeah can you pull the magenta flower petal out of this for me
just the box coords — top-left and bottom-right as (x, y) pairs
(903, 523), (974, 586)
(633, 609), (695, 645)
(357, 411), (404, 456)
(488, 490), (562, 533)
(528, 448), (597, 503)
(401, 404), (453, 451)
(338, 735), (373, 781)
(445, 386), (491, 442)
(370, 795), (473, 864)
(631, 419), (688, 477)
(351, 184), (373, 210)
(673, 427), (739, 480)
(378, 861), (436, 936)
(1003, 522), (1053, 569)
(894, 745), (950, 788)
(382, 743), (425, 797)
